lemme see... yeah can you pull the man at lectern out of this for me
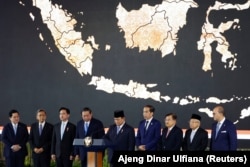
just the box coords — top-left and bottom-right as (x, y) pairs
(75, 107), (105, 167)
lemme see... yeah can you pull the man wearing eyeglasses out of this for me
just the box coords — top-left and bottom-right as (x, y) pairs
(182, 114), (208, 151)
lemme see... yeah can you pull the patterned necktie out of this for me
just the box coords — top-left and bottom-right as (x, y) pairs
(39, 124), (43, 136)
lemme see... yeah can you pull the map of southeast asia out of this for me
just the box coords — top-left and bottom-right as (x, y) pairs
(7, 0), (250, 123)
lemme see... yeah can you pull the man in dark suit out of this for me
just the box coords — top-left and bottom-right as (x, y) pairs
(2, 109), (29, 167)
(29, 109), (53, 167)
(182, 114), (208, 151)
(104, 110), (135, 166)
(158, 113), (183, 151)
(136, 105), (161, 151)
(210, 106), (237, 151)
(51, 107), (76, 167)
(75, 107), (105, 167)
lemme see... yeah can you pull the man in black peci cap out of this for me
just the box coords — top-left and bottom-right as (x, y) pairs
(182, 114), (208, 151)
(103, 110), (135, 167)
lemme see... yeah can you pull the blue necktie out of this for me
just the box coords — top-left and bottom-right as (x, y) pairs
(215, 123), (221, 138)
(116, 126), (120, 134)
(84, 122), (89, 133)
(39, 124), (43, 136)
(13, 124), (17, 135)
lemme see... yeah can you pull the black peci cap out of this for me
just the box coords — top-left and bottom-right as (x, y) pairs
(190, 114), (201, 121)
(114, 110), (125, 118)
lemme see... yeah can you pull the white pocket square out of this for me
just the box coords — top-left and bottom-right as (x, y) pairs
(221, 131), (227, 133)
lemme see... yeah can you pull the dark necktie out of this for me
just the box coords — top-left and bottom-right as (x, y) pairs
(144, 121), (149, 134)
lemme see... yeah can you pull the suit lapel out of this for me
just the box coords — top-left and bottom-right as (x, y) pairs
(15, 123), (19, 136)
(191, 128), (199, 143)
(187, 130), (192, 143)
(36, 123), (41, 137)
(143, 120), (149, 135)
(145, 119), (154, 135)
(117, 124), (125, 136)
(213, 123), (218, 140)
(9, 123), (16, 137)
(216, 121), (226, 139)
(40, 122), (47, 137)
(112, 125), (119, 139)
(60, 122), (67, 140)
(87, 121), (93, 135)
(168, 126), (175, 138)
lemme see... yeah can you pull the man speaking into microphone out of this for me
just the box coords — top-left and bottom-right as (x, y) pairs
(75, 107), (105, 167)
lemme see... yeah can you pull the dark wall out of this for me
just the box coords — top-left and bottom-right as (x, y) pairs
(0, 0), (250, 145)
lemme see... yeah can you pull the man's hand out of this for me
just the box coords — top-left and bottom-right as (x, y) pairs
(75, 155), (80, 161)
(51, 154), (56, 161)
(34, 147), (44, 154)
(69, 155), (74, 160)
(138, 145), (146, 151)
(11, 145), (21, 152)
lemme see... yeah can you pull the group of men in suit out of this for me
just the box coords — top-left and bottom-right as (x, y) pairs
(1, 105), (238, 167)
(136, 105), (237, 152)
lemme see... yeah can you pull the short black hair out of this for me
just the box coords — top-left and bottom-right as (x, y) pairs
(59, 107), (70, 114)
(165, 113), (177, 120)
(9, 109), (19, 118)
(144, 104), (155, 113)
(81, 107), (92, 114)
(36, 109), (46, 114)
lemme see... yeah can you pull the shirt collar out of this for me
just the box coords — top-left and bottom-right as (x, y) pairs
(12, 123), (18, 127)
(146, 117), (153, 124)
(39, 122), (45, 127)
(192, 127), (199, 132)
(61, 121), (68, 125)
(168, 124), (175, 131)
(119, 122), (125, 129)
(218, 117), (225, 124)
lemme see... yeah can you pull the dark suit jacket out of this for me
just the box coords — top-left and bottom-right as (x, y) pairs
(182, 127), (208, 151)
(75, 118), (105, 160)
(29, 122), (53, 158)
(135, 118), (161, 150)
(210, 119), (237, 151)
(51, 121), (76, 157)
(2, 122), (29, 158)
(104, 123), (135, 162)
(158, 125), (183, 151)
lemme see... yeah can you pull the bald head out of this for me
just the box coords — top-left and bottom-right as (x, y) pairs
(212, 106), (225, 122)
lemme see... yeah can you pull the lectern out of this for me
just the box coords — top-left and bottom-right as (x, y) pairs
(73, 138), (107, 167)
